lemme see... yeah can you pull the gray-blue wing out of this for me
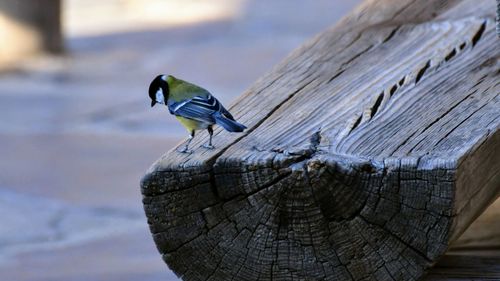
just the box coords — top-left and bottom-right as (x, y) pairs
(168, 94), (222, 124)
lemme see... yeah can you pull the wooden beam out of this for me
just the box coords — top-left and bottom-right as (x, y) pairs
(424, 198), (500, 280)
(497, 0), (500, 36)
(425, 255), (500, 280)
(141, 0), (499, 280)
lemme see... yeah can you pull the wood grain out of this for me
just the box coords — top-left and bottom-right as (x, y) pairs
(448, 197), (500, 255)
(423, 197), (500, 280)
(426, 255), (500, 280)
(141, 0), (499, 280)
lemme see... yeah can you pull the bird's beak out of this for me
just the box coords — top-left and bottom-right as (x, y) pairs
(151, 100), (156, 107)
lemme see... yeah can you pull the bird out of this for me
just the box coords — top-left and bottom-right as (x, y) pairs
(148, 74), (246, 153)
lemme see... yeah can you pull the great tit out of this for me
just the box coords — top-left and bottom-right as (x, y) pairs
(149, 74), (247, 153)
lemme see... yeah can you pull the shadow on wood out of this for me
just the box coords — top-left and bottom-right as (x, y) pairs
(141, 0), (499, 280)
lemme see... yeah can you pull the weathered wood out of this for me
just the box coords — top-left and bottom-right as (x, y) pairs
(425, 255), (500, 280)
(448, 197), (500, 254)
(424, 197), (500, 280)
(497, 0), (500, 36)
(141, 0), (500, 280)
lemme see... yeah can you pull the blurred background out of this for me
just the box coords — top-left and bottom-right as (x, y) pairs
(0, 1), (362, 280)
(0, 1), (498, 281)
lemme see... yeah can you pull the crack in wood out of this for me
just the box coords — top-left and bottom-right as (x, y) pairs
(444, 48), (457, 61)
(404, 73), (489, 155)
(433, 102), (490, 148)
(348, 115), (363, 136)
(415, 60), (431, 84)
(327, 69), (345, 84)
(472, 21), (487, 46)
(341, 18), (490, 146)
(369, 92), (385, 120)
(382, 26), (401, 43)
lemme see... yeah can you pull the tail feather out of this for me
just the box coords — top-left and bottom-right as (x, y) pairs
(214, 112), (246, 132)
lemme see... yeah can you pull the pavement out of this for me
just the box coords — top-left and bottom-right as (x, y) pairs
(0, 1), (363, 280)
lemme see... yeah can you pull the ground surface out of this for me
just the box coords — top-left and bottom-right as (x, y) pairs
(0, 1), (497, 280)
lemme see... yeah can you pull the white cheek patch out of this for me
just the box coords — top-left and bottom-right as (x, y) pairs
(155, 89), (164, 104)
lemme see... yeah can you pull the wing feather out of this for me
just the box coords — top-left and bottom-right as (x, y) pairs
(168, 94), (223, 124)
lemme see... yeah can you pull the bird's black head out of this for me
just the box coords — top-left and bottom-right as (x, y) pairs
(148, 74), (169, 107)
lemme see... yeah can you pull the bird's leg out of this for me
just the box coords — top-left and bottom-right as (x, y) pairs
(202, 126), (215, 149)
(179, 130), (195, 153)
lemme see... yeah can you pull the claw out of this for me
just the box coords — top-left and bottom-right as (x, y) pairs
(202, 144), (215, 150)
(178, 130), (195, 154)
(177, 147), (193, 154)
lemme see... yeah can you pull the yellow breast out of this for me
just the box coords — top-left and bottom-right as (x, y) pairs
(175, 116), (210, 131)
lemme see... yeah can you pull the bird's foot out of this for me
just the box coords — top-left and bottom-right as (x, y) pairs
(202, 144), (215, 150)
(177, 147), (193, 154)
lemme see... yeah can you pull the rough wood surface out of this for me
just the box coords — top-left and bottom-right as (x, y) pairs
(497, 0), (500, 36)
(424, 197), (500, 280)
(426, 255), (500, 280)
(141, 0), (500, 280)
(447, 197), (500, 256)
